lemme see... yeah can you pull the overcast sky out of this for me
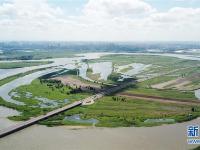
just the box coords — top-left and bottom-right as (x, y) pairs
(0, 0), (200, 41)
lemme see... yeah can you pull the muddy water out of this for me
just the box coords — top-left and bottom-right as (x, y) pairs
(0, 118), (199, 150)
(0, 106), (20, 130)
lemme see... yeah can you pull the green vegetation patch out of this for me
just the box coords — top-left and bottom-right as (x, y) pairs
(0, 97), (51, 121)
(12, 79), (91, 105)
(123, 85), (197, 101)
(0, 78), (92, 121)
(120, 66), (133, 73)
(41, 96), (200, 127)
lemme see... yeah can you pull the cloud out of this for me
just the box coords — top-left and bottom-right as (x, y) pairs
(83, 0), (156, 18)
(151, 7), (200, 23)
(0, 0), (200, 41)
(0, 0), (63, 25)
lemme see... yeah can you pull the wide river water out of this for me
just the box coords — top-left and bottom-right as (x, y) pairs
(0, 118), (199, 150)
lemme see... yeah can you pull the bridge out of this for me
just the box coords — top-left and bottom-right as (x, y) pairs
(0, 82), (132, 138)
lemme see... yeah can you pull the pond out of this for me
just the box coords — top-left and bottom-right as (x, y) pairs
(64, 114), (99, 125)
(144, 118), (175, 123)
(24, 92), (69, 108)
(117, 63), (150, 76)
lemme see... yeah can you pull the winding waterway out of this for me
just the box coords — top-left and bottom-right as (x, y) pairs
(0, 52), (199, 131)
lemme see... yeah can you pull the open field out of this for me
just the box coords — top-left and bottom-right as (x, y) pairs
(41, 96), (200, 127)
(0, 78), (91, 121)
(122, 85), (197, 101)
(52, 75), (100, 89)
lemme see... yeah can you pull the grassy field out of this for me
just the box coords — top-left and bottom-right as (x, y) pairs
(138, 76), (176, 87)
(0, 97), (52, 121)
(13, 79), (90, 104)
(122, 85), (197, 101)
(89, 54), (185, 66)
(120, 66), (133, 73)
(41, 96), (200, 127)
(0, 61), (52, 69)
(0, 78), (91, 121)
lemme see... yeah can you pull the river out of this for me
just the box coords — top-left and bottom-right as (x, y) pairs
(0, 118), (199, 150)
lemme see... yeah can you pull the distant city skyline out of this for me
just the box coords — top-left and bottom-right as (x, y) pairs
(0, 0), (200, 41)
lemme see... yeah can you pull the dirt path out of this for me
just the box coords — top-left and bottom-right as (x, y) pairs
(117, 92), (200, 105)
(52, 76), (100, 88)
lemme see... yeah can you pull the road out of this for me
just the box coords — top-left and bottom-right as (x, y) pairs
(118, 92), (200, 105)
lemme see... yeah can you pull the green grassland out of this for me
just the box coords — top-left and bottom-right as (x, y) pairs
(0, 61), (52, 69)
(122, 85), (197, 101)
(120, 66), (133, 73)
(89, 54), (184, 66)
(139, 76), (176, 87)
(0, 97), (52, 121)
(12, 79), (92, 105)
(41, 96), (200, 127)
(0, 78), (91, 121)
(90, 54), (199, 96)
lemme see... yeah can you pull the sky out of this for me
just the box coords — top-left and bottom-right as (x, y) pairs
(0, 0), (200, 41)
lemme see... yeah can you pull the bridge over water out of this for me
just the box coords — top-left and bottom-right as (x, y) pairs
(0, 82), (132, 138)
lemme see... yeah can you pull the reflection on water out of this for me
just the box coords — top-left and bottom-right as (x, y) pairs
(119, 63), (150, 76)
(89, 62), (112, 80)
(78, 63), (92, 81)
(23, 92), (69, 108)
